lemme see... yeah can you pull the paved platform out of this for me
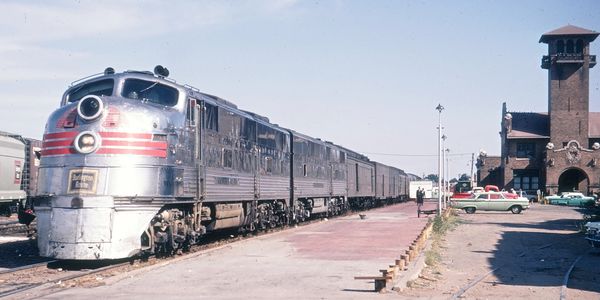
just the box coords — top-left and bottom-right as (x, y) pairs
(39, 201), (438, 300)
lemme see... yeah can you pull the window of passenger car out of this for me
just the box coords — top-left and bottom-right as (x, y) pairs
(121, 79), (178, 106)
(265, 156), (273, 174)
(67, 79), (114, 103)
(223, 149), (233, 168)
(205, 103), (219, 131)
(477, 194), (488, 200)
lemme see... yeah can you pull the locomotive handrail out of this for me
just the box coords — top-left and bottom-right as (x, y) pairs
(69, 72), (106, 87)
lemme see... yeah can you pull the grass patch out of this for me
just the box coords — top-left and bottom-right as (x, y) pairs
(425, 211), (462, 267)
(425, 249), (441, 266)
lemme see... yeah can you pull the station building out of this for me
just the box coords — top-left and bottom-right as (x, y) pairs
(477, 25), (600, 196)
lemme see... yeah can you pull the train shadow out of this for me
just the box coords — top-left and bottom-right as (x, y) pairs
(0, 238), (52, 269)
(47, 258), (132, 271)
(485, 218), (600, 293)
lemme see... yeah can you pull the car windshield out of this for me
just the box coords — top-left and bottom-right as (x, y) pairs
(67, 79), (114, 103)
(121, 79), (179, 107)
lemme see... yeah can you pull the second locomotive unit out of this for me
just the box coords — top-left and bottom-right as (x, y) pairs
(35, 66), (411, 260)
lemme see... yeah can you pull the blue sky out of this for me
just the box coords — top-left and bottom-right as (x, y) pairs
(1, 0), (599, 177)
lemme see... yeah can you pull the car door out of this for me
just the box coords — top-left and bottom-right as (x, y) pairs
(487, 193), (504, 210)
(476, 193), (490, 210)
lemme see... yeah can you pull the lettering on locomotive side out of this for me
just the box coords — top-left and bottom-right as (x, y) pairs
(67, 169), (99, 194)
(215, 176), (239, 185)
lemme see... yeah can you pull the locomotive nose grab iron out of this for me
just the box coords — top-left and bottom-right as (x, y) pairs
(34, 66), (412, 260)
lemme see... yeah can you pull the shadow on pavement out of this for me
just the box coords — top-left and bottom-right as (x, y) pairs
(485, 219), (600, 293)
(0, 239), (52, 269)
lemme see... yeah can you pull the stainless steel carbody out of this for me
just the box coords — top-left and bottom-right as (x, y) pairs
(290, 132), (346, 201)
(37, 72), (188, 259)
(36, 67), (414, 260)
(374, 162), (407, 200)
(345, 149), (375, 198)
(0, 134), (26, 205)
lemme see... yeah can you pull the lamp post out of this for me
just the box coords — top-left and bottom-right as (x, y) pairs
(445, 148), (450, 208)
(435, 104), (444, 216)
(442, 134), (447, 209)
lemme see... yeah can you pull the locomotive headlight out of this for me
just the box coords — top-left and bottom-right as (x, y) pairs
(74, 131), (100, 154)
(77, 95), (104, 121)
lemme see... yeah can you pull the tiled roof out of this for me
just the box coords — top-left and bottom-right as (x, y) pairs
(507, 112), (600, 138)
(507, 112), (549, 139)
(539, 25), (599, 43)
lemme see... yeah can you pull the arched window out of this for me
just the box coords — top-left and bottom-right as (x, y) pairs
(576, 39), (584, 54)
(566, 39), (574, 53)
(556, 40), (565, 53)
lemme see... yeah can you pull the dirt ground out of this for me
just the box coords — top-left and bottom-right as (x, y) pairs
(400, 204), (600, 299)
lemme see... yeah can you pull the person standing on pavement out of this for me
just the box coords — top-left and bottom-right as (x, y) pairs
(416, 187), (424, 217)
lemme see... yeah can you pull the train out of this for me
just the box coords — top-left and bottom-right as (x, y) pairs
(0, 131), (40, 217)
(34, 66), (415, 260)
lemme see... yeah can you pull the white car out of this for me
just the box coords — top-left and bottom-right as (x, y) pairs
(519, 191), (537, 202)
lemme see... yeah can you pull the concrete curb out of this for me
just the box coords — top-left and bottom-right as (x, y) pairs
(391, 238), (432, 292)
(367, 208), (452, 293)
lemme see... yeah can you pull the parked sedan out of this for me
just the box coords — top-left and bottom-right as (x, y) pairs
(585, 222), (600, 248)
(450, 192), (530, 214)
(519, 191), (538, 202)
(544, 192), (595, 207)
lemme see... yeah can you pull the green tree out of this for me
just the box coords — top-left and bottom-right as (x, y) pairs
(458, 173), (471, 181)
(425, 174), (439, 182)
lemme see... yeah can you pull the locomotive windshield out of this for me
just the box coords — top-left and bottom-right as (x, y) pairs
(121, 79), (179, 107)
(67, 79), (114, 103)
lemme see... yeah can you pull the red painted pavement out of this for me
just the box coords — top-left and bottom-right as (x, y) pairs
(285, 201), (438, 261)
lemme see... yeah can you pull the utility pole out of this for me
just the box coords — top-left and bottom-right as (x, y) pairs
(445, 148), (450, 208)
(470, 152), (475, 186)
(435, 104), (444, 216)
(442, 135), (447, 209)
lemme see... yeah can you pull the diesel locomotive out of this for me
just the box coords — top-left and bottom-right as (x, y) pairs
(35, 66), (412, 260)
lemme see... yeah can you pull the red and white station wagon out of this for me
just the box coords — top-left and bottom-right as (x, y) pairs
(450, 191), (530, 214)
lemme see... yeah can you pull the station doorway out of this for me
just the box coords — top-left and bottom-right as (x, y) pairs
(558, 168), (588, 193)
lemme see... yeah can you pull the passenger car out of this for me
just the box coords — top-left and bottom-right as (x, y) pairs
(450, 192), (530, 214)
(544, 192), (595, 207)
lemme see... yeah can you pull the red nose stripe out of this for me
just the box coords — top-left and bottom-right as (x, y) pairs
(42, 131), (167, 157)
(44, 131), (78, 140)
(43, 139), (73, 148)
(41, 148), (75, 156)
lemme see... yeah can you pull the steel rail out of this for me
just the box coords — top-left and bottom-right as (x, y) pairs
(559, 250), (589, 300)
(0, 260), (57, 275)
(449, 237), (580, 299)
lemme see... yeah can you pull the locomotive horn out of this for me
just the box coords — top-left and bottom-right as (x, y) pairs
(104, 67), (115, 75)
(154, 65), (169, 77)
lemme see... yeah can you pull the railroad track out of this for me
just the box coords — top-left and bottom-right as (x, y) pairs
(0, 221), (35, 237)
(0, 204), (382, 299)
(449, 237), (591, 300)
(0, 260), (130, 298)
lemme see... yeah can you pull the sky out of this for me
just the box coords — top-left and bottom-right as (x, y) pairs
(1, 0), (600, 178)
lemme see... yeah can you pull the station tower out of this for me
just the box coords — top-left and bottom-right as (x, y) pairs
(540, 25), (599, 193)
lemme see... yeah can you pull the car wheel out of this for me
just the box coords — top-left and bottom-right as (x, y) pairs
(464, 207), (476, 214)
(510, 205), (522, 214)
